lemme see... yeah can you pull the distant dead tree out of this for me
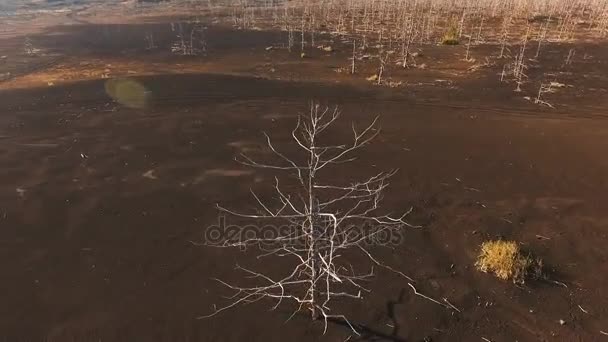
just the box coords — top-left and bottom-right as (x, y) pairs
(24, 37), (36, 56)
(171, 21), (207, 56)
(534, 82), (555, 108)
(513, 24), (531, 92)
(351, 39), (357, 74)
(199, 103), (458, 334)
(144, 32), (157, 50)
(219, 0), (608, 55)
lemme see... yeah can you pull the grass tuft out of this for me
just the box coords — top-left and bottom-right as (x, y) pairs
(441, 26), (460, 45)
(475, 240), (542, 284)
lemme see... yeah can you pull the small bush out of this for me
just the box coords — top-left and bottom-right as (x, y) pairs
(475, 240), (542, 284)
(441, 26), (459, 45)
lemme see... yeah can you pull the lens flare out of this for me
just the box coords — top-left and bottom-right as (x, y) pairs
(104, 78), (148, 108)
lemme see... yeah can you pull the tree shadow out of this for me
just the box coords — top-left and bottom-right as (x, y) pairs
(326, 288), (408, 342)
(326, 316), (407, 342)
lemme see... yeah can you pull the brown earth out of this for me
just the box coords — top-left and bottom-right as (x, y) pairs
(1, 3), (608, 342)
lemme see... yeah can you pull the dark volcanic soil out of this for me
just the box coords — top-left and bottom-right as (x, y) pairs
(1, 7), (608, 342)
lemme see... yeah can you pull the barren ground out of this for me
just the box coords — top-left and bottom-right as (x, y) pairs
(1, 1), (608, 341)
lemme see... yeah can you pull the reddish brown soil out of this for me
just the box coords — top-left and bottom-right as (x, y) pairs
(1, 5), (608, 342)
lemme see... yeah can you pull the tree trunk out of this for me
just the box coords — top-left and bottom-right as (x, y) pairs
(310, 197), (321, 320)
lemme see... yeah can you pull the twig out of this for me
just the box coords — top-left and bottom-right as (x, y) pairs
(408, 283), (460, 312)
(548, 279), (568, 288)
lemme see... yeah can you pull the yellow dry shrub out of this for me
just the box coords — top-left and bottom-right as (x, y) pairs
(475, 240), (542, 284)
(441, 26), (459, 45)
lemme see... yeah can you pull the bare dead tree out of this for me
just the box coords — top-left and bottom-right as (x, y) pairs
(514, 24), (531, 92)
(351, 39), (357, 74)
(145, 33), (157, 50)
(199, 103), (457, 334)
(23, 37), (36, 56)
(171, 22), (207, 56)
(500, 63), (508, 82)
(535, 82), (555, 108)
(498, 15), (512, 59)
(476, 15), (485, 43)
(457, 7), (467, 38)
(563, 47), (576, 67)
(464, 34), (473, 62)
(377, 51), (389, 85)
(301, 12), (306, 52)
(400, 14), (416, 68)
(534, 20), (549, 59)
(288, 25), (295, 52)
(310, 10), (316, 47)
